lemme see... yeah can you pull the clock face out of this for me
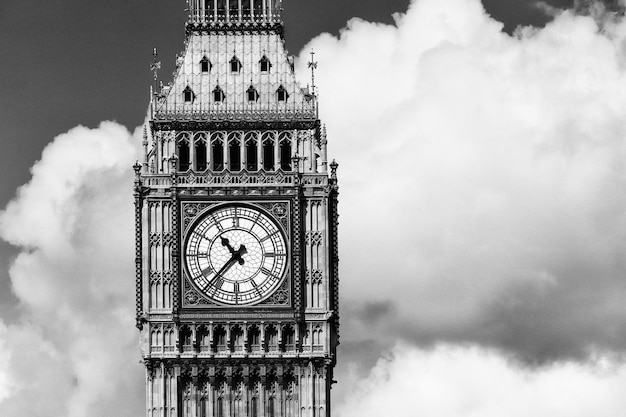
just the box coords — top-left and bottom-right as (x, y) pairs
(184, 204), (288, 305)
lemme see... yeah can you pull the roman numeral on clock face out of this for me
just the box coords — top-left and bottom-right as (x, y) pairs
(260, 231), (278, 242)
(250, 280), (262, 296)
(212, 277), (225, 290)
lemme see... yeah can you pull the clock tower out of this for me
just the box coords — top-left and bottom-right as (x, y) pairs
(134, 1), (339, 417)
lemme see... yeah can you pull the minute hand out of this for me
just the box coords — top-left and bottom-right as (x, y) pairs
(213, 245), (248, 280)
(213, 256), (238, 280)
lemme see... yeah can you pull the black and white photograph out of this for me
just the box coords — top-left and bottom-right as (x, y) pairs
(1, 0), (626, 416)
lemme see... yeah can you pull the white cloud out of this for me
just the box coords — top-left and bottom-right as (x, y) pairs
(298, 0), (626, 362)
(0, 122), (143, 417)
(337, 343), (626, 417)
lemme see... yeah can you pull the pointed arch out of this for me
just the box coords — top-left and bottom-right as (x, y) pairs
(211, 132), (225, 171)
(245, 132), (258, 171)
(279, 132), (292, 171)
(262, 132), (275, 171)
(228, 132), (242, 171)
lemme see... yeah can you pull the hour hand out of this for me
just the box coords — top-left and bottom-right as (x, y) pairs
(221, 236), (235, 254)
(235, 244), (247, 265)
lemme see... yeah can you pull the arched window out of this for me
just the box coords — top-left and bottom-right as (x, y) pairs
(245, 133), (258, 171)
(199, 398), (207, 417)
(216, 397), (224, 417)
(230, 55), (242, 73)
(229, 133), (241, 171)
(204, 0), (213, 19)
(212, 135), (224, 171)
(229, 0), (239, 19)
(247, 85), (259, 102)
(266, 327), (278, 352)
(217, 0), (226, 17)
(213, 85), (225, 102)
(276, 85), (289, 102)
(260, 55), (272, 72)
(199, 327), (210, 352)
(253, 0), (263, 16)
(200, 56), (212, 73)
(214, 326), (227, 352)
(251, 397), (259, 417)
(268, 397), (276, 417)
(195, 134), (208, 171)
(283, 326), (295, 352)
(242, 0), (251, 16)
(180, 326), (193, 352)
(262, 133), (275, 171)
(232, 327), (244, 352)
(248, 326), (261, 352)
(279, 133), (292, 171)
(183, 85), (195, 103)
(177, 134), (191, 171)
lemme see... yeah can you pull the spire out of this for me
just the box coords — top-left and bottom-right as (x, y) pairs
(308, 50), (318, 96)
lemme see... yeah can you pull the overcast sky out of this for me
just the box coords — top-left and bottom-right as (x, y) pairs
(2, 0), (626, 416)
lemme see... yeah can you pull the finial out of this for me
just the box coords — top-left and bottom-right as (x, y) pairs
(151, 48), (161, 81)
(150, 48), (161, 96)
(308, 49), (318, 96)
(330, 159), (338, 180)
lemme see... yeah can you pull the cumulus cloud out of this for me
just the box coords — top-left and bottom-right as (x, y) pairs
(297, 0), (626, 366)
(337, 343), (626, 417)
(0, 122), (143, 416)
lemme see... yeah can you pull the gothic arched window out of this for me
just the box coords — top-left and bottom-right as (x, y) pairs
(262, 133), (275, 171)
(230, 55), (242, 73)
(216, 397), (224, 417)
(247, 85), (259, 102)
(229, 0), (239, 19)
(242, 0), (251, 16)
(253, 0), (263, 16)
(213, 85), (226, 102)
(232, 326), (244, 352)
(245, 133), (258, 171)
(251, 397), (259, 417)
(194, 133), (208, 171)
(260, 55), (272, 72)
(183, 85), (196, 103)
(282, 326), (295, 352)
(212, 134), (224, 171)
(276, 85), (289, 102)
(279, 132), (292, 171)
(203, 0), (214, 19)
(200, 56), (212, 73)
(248, 326), (261, 352)
(268, 397), (276, 417)
(214, 326), (227, 353)
(177, 134), (191, 171)
(229, 133), (242, 171)
(216, 0), (226, 17)
(266, 327), (278, 352)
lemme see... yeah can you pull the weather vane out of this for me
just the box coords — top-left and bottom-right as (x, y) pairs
(308, 49), (318, 96)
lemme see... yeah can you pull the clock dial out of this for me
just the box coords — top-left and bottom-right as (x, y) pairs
(184, 205), (288, 305)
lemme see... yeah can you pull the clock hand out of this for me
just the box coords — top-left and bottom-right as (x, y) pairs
(221, 236), (235, 254)
(213, 256), (238, 281)
(234, 244), (247, 265)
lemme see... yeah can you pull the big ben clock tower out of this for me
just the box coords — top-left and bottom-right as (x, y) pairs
(134, 1), (339, 417)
